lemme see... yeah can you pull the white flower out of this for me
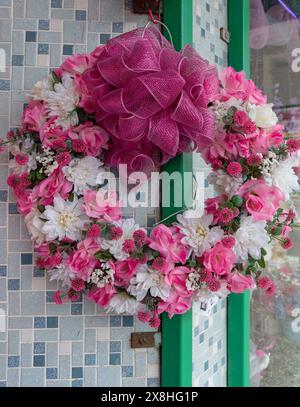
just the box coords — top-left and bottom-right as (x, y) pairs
(177, 209), (224, 257)
(42, 195), (88, 241)
(28, 76), (52, 101)
(248, 103), (278, 128)
(101, 218), (145, 260)
(36, 146), (58, 176)
(268, 155), (300, 200)
(24, 207), (46, 245)
(208, 170), (243, 198)
(48, 262), (75, 287)
(63, 156), (103, 195)
(128, 264), (171, 301)
(88, 262), (114, 288)
(44, 73), (79, 130)
(234, 216), (269, 261)
(108, 292), (138, 314)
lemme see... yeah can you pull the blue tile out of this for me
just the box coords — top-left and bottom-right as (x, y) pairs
(122, 366), (133, 377)
(209, 336), (213, 346)
(34, 317), (46, 328)
(72, 367), (83, 378)
(46, 291), (55, 303)
(204, 360), (209, 371)
(47, 317), (58, 328)
(196, 15), (201, 25)
(194, 326), (199, 337)
(8, 279), (20, 290)
(122, 316), (133, 327)
(147, 378), (159, 387)
(112, 22), (123, 33)
(204, 320), (209, 330)
(206, 2), (210, 12)
(72, 379), (83, 387)
(63, 45), (73, 55)
(201, 28), (205, 38)
(84, 354), (96, 366)
(0, 266), (7, 277)
(46, 368), (57, 379)
(75, 10), (86, 20)
(21, 253), (32, 265)
(51, 0), (62, 7)
(206, 22), (210, 32)
(213, 363), (218, 373)
(0, 191), (8, 202)
(12, 55), (24, 66)
(109, 353), (121, 365)
(71, 304), (82, 315)
(221, 356), (226, 366)
(204, 381), (209, 387)
(25, 31), (37, 42)
(38, 44), (49, 55)
(34, 342), (45, 354)
(8, 356), (20, 367)
(213, 305), (218, 314)
(218, 340), (222, 350)
(33, 268), (45, 277)
(33, 355), (45, 367)
(110, 316), (121, 327)
(0, 80), (10, 91)
(199, 333), (204, 344)
(39, 19), (49, 30)
(0, 381), (6, 387)
(110, 341), (121, 353)
(100, 34), (111, 44)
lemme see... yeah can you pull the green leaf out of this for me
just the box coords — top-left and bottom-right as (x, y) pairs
(37, 205), (45, 213)
(51, 71), (61, 85)
(94, 250), (112, 261)
(261, 248), (267, 257)
(49, 243), (57, 254)
(258, 258), (265, 268)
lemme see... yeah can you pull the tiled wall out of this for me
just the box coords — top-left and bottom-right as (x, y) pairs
(0, 0), (161, 387)
(192, 0), (228, 387)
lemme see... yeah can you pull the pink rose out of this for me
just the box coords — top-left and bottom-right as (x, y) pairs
(36, 243), (62, 270)
(68, 238), (99, 281)
(205, 194), (226, 224)
(83, 190), (122, 222)
(238, 179), (283, 221)
(61, 54), (93, 75)
(88, 284), (116, 308)
(157, 291), (192, 318)
(229, 273), (254, 293)
(149, 224), (189, 264)
(33, 168), (72, 206)
(165, 266), (194, 297)
(15, 189), (36, 215)
(22, 101), (46, 132)
(113, 259), (139, 287)
(203, 242), (237, 276)
(40, 117), (68, 149)
(68, 122), (109, 157)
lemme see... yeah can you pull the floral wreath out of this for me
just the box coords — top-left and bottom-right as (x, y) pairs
(1, 26), (300, 327)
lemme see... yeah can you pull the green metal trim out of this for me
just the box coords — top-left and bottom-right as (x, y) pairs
(161, 0), (193, 387)
(227, 0), (251, 388)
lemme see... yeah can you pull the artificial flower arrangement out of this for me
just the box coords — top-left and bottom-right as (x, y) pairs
(1, 27), (300, 327)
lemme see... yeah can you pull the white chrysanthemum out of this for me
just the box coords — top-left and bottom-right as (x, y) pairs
(24, 207), (46, 245)
(42, 195), (88, 241)
(43, 74), (79, 129)
(268, 155), (300, 200)
(208, 170), (243, 198)
(101, 218), (145, 261)
(48, 263), (75, 287)
(28, 76), (52, 101)
(128, 264), (170, 302)
(234, 216), (269, 262)
(63, 156), (103, 195)
(108, 292), (138, 314)
(248, 103), (278, 128)
(177, 209), (224, 257)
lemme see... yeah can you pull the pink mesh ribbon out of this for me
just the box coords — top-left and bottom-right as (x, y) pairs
(80, 26), (219, 174)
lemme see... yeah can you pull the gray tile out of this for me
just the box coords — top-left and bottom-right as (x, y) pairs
(21, 343), (32, 367)
(34, 329), (58, 342)
(84, 366), (96, 387)
(0, 278), (6, 302)
(88, 0), (99, 21)
(21, 368), (45, 387)
(8, 330), (19, 354)
(63, 21), (86, 43)
(0, 94), (9, 116)
(13, 0), (25, 18)
(0, 240), (7, 264)
(12, 31), (25, 54)
(38, 31), (61, 43)
(8, 215), (20, 239)
(0, 20), (11, 42)
(0, 355), (6, 380)
(12, 67), (24, 91)
(7, 368), (19, 386)
(50, 44), (62, 67)
(72, 341), (83, 366)
(8, 291), (20, 315)
(8, 317), (33, 329)
(98, 366), (121, 387)
(51, 9), (74, 19)
(46, 342), (58, 366)
(26, 0), (50, 19)
(100, 0), (124, 22)
(123, 377), (147, 387)
(59, 355), (70, 379)
(21, 292), (45, 316)
(0, 203), (7, 227)
(13, 19), (37, 30)
(85, 316), (108, 328)
(0, 7), (11, 19)
(60, 316), (83, 340)
(24, 67), (48, 90)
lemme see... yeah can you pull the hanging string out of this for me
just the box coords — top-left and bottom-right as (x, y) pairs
(142, 1), (174, 48)
(148, 0), (161, 24)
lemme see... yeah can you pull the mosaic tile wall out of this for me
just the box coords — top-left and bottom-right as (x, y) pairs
(192, 0), (228, 387)
(0, 0), (161, 387)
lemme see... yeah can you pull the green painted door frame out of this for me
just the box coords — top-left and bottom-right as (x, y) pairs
(161, 0), (251, 388)
(227, 0), (251, 388)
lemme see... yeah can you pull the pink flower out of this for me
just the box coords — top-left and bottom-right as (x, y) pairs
(238, 179), (283, 221)
(287, 138), (300, 153)
(39, 117), (68, 149)
(229, 273), (254, 293)
(122, 239), (135, 254)
(243, 120), (256, 134)
(36, 243), (62, 270)
(166, 266), (194, 297)
(219, 208), (235, 225)
(16, 189), (36, 215)
(111, 226), (123, 240)
(87, 284), (116, 308)
(68, 238), (99, 281)
(15, 153), (29, 166)
(281, 237), (294, 251)
(257, 276), (272, 290)
(233, 110), (248, 126)
(53, 290), (68, 305)
(137, 311), (152, 323)
(157, 291), (192, 318)
(149, 316), (161, 328)
(87, 224), (102, 239)
(205, 195), (226, 224)
(247, 154), (262, 166)
(207, 278), (221, 292)
(61, 54), (93, 75)
(227, 161), (242, 176)
(222, 236), (236, 249)
(265, 282), (276, 296)
(83, 190), (122, 222)
(149, 224), (189, 264)
(203, 242), (237, 276)
(71, 279), (85, 292)
(114, 259), (139, 287)
(57, 152), (71, 167)
(33, 168), (72, 206)
(22, 101), (46, 132)
(152, 257), (170, 273)
(133, 229), (147, 245)
(68, 122), (109, 157)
